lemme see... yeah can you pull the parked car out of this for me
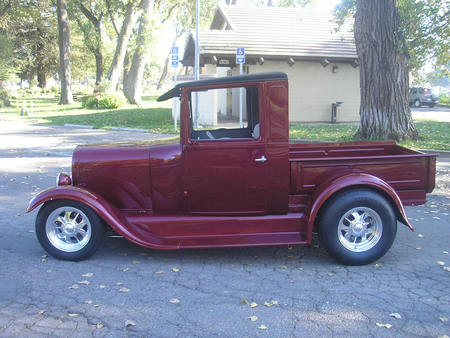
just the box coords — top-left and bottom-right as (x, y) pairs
(27, 72), (437, 265)
(409, 86), (439, 107)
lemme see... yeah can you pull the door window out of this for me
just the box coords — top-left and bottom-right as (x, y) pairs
(188, 86), (260, 140)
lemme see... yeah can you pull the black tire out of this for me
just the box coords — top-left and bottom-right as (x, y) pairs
(429, 103), (436, 108)
(36, 199), (105, 261)
(414, 99), (421, 108)
(318, 189), (397, 266)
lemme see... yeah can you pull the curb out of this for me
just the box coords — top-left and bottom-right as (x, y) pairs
(111, 127), (148, 133)
(64, 123), (94, 129)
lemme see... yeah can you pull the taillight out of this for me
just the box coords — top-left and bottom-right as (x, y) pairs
(424, 89), (428, 96)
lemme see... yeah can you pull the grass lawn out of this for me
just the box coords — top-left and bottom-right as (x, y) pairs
(0, 95), (177, 134)
(1, 95), (448, 150)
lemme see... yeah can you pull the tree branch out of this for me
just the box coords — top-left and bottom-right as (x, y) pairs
(77, 1), (99, 26)
(0, 0), (12, 17)
(105, 0), (120, 36)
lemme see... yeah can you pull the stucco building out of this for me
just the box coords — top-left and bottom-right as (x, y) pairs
(181, 4), (360, 123)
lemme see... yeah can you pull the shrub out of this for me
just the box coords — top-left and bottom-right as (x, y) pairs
(98, 93), (126, 109)
(81, 95), (99, 108)
(440, 93), (449, 105)
(0, 88), (11, 107)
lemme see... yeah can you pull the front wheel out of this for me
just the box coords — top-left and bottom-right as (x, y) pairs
(318, 189), (397, 265)
(36, 200), (105, 261)
(414, 99), (421, 108)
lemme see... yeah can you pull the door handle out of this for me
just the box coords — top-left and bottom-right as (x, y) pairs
(255, 155), (267, 163)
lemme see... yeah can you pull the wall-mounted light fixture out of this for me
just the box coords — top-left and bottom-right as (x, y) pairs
(351, 60), (359, 68)
(332, 65), (339, 73)
(320, 59), (330, 67)
(287, 57), (295, 67)
(212, 56), (218, 65)
(257, 57), (265, 65)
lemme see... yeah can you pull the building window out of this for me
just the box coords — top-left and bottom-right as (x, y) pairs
(189, 86), (260, 140)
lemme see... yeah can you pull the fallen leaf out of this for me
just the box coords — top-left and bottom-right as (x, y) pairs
(374, 263), (381, 268)
(172, 268), (180, 272)
(38, 310), (46, 315)
(249, 302), (258, 308)
(439, 316), (448, 322)
(155, 270), (165, 274)
(248, 316), (258, 322)
(99, 285), (106, 289)
(296, 267), (304, 271)
(376, 323), (392, 329)
(78, 280), (90, 285)
(132, 260), (141, 264)
(443, 251), (448, 254)
(84, 300), (93, 304)
(96, 322), (103, 329)
(125, 320), (136, 327)
(169, 298), (180, 304)
(258, 324), (267, 330)
(119, 287), (130, 293)
(272, 300), (278, 305)
(416, 247), (422, 250)
(122, 268), (129, 272)
(121, 253), (128, 256)
(328, 273), (335, 277)
(116, 282), (123, 286)
(264, 301), (273, 307)
(240, 299), (248, 304)
(69, 284), (79, 289)
(82, 273), (93, 277)
(444, 266), (450, 272)
(28, 230), (34, 233)
(418, 234), (424, 238)
(389, 313), (402, 319)
(436, 261), (445, 266)
(68, 313), (78, 317)
(437, 335), (449, 338)
(41, 258), (47, 263)
(46, 270), (52, 273)
(280, 265), (288, 269)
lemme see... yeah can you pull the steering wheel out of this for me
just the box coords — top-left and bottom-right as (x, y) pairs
(206, 131), (215, 140)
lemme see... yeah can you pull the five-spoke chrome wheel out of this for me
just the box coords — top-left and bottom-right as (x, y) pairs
(337, 207), (382, 252)
(318, 189), (397, 266)
(46, 207), (92, 252)
(36, 200), (104, 261)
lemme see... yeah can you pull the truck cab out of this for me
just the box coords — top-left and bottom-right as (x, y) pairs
(27, 72), (437, 265)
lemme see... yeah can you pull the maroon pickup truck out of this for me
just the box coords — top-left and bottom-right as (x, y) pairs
(27, 72), (437, 265)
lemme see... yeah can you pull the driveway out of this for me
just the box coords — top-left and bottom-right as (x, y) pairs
(412, 105), (450, 122)
(0, 121), (449, 337)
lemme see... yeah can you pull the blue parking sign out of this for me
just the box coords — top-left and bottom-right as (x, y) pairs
(236, 47), (245, 56)
(236, 56), (245, 64)
(171, 46), (179, 55)
(171, 54), (179, 61)
(171, 60), (179, 68)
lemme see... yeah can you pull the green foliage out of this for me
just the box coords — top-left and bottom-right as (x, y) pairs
(0, 88), (11, 107)
(81, 92), (126, 109)
(98, 93), (126, 109)
(0, 33), (13, 81)
(334, 0), (449, 72)
(81, 95), (99, 108)
(439, 93), (450, 105)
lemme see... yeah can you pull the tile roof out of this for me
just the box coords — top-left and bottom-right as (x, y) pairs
(190, 4), (356, 61)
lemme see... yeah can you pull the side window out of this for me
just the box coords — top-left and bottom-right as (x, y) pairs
(189, 86), (260, 140)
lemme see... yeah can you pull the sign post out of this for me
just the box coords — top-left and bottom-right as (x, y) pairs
(236, 48), (245, 128)
(171, 46), (179, 131)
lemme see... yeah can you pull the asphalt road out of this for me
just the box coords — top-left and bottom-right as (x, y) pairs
(0, 121), (449, 337)
(411, 105), (450, 122)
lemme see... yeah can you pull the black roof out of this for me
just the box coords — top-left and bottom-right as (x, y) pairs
(157, 72), (287, 102)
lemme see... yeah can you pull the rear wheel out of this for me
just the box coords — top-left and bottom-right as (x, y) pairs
(318, 189), (397, 265)
(414, 99), (421, 108)
(36, 200), (105, 261)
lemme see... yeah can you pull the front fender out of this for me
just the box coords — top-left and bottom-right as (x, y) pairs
(307, 173), (413, 242)
(26, 186), (160, 249)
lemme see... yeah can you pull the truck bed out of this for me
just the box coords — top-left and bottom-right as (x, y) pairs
(288, 141), (437, 212)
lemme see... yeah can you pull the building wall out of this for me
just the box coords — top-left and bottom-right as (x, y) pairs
(230, 60), (361, 123)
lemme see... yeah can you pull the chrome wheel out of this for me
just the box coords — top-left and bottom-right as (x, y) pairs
(337, 207), (382, 252)
(45, 207), (92, 252)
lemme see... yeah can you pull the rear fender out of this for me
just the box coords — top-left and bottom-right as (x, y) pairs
(26, 186), (155, 248)
(307, 173), (413, 243)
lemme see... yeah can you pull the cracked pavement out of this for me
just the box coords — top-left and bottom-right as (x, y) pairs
(0, 121), (449, 337)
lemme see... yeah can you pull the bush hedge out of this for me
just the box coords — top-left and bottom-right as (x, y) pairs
(81, 92), (126, 109)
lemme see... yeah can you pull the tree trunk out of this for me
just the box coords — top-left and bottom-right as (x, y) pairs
(95, 51), (103, 84)
(37, 69), (47, 88)
(354, 0), (418, 141)
(106, 0), (140, 93)
(57, 0), (73, 104)
(123, 0), (154, 104)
